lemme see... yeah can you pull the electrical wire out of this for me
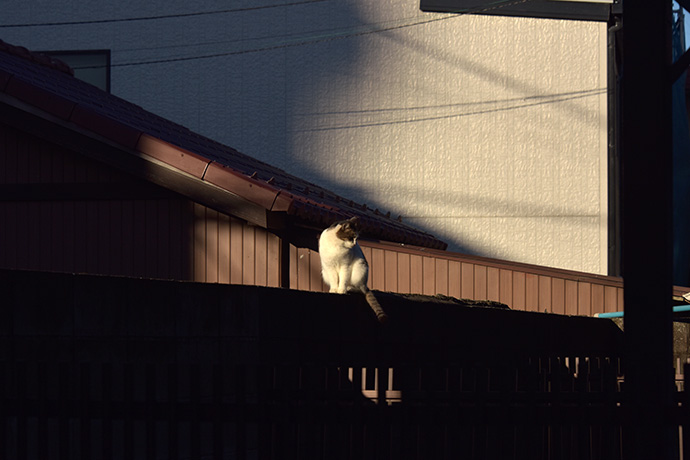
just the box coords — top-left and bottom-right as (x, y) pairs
(65, 0), (533, 70)
(295, 89), (607, 117)
(104, 15), (458, 68)
(113, 0), (531, 55)
(295, 88), (608, 132)
(115, 15), (439, 54)
(0, 0), (328, 28)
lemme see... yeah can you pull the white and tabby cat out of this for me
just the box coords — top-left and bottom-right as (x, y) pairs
(318, 217), (388, 323)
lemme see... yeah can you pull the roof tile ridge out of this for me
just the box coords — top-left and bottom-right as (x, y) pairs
(0, 39), (74, 76)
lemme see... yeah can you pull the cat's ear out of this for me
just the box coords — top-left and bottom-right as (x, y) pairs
(349, 216), (361, 229)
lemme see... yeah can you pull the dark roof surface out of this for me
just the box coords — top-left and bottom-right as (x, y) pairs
(0, 40), (447, 250)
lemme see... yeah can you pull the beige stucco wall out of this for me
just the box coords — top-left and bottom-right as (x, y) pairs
(282, 6), (609, 274)
(2, 0), (609, 274)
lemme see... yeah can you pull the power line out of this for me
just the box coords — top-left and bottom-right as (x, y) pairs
(108, 15), (457, 68)
(295, 88), (608, 132)
(67, 14), (459, 70)
(115, 15), (434, 54)
(295, 89), (606, 117)
(62, 0), (533, 70)
(0, 0), (326, 28)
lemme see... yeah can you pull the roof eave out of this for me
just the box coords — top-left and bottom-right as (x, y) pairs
(0, 63), (448, 250)
(0, 91), (289, 231)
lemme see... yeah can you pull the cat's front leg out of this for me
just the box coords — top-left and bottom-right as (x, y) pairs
(336, 267), (350, 294)
(322, 267), (340, 293)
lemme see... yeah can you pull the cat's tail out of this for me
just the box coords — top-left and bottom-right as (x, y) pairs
(362, 287), (388, 324)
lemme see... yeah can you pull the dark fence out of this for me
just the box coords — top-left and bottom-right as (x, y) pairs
(0, 269), (635, 459)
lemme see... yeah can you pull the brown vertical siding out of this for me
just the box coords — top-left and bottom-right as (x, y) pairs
(254, 229), (267, 286)
(190, 205), (281, 287)
(343, 241), (637, 316)
(267, 234), (281, 287)
(565, 280), (579, 315)
(526, 274), (539, 312)
(218, 212), (231, 284)
(578, 282), (592, 316)
(241, 225), (255, 285)
(592, 284), (605, 315)
(193, 203), (207, 281)
(294, 246), (313, 291)
(230, 217), (244, 285)
(605, 285), (619, 313)
(551, 278), (566, 315)
(0, 197), (283, 287)
(487, 267), (500, 302)
(2, 123), (684, 316)
(0, 124), (282, 288)
(499, 269), (513, 305)
(474, 265), (487, 301)
(539, 276), (552, 313)
(397, 252), (411, 293)
(513, 272), (526, 310)
(384, 250), (398, 292)
(423, 257), (436, 295)
(410, 255), (423, 294)
(461, 263), (473, 299)
(435, 258), (448, 296)
(285, 238), (642, 317)
(371, 248), (386, 291)
(448, 261), (461, 299)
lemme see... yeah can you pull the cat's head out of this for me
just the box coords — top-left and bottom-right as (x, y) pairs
(334, 216), (361, 242)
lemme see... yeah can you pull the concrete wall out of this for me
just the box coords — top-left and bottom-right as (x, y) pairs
(1, 0), (609, 274)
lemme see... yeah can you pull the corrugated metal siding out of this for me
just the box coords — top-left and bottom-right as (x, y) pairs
(0, 197), (283, 286)
(2, 123), (685, 316)
(0, 199), (188, 279)
(293, 241), (632, 316)
(0, 124), (283, 287)
(362, 242), (623, 315)
(190, 203), (281, 286)
(289, 245), (324, 292)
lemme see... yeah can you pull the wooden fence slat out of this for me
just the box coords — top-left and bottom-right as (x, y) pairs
(2, 271), (635, 460)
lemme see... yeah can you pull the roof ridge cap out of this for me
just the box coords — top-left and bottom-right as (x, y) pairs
(0, 39), (74, 76)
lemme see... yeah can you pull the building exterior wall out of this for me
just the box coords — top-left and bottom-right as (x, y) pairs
(294, 240), (627, 316)
(1, 121), (631, 316)
(0, 124), (283, 286)
(0, 0), (610, 275)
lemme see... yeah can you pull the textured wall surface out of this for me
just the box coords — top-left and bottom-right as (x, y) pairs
(1, 0), (609, 274)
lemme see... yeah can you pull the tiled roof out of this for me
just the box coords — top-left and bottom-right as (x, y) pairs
(0, 39), (447, 250)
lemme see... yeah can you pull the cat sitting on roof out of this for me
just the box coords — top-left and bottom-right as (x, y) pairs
(318, 217), (387, 323)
